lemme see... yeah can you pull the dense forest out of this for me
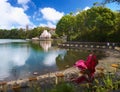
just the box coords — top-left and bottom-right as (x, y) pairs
(56, 6), (120, 42)
(0, 27), (52, 39)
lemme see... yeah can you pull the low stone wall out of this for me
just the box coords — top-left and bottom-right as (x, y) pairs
(2, 67), (79, 85)
(58, 42), (120, 51)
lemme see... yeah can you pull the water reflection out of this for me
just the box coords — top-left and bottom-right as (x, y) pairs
(0, 39), (119, 81)
(0, 39), (27, 44)
(39, 41), (51, 52)
(0, 43), (30, 80)
(24, 47), (66, 75)
(56, 50), (106, 70)
(43, 50), (66, 66)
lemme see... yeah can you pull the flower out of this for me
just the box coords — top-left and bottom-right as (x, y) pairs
(73, 53), (98, 84)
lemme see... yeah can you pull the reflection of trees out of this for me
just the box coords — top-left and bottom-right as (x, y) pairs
(30, 41), (43, 51)
(56, 50), (106, 70)
(56, 50), (89, 70)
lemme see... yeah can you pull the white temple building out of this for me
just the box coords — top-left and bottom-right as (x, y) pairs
(40, 30), (51, 40)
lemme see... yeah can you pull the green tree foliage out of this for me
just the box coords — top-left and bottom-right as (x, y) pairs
(0, 27), (51, 39)
(56, 14), (76, 41)
(85, 7), (116, 41)
(18, 29), (26, 39)
(75, 11), (90, 41)
(108, 12), (120, 41)
(56, 6), (120, 42)
(76, 7), (117, 42)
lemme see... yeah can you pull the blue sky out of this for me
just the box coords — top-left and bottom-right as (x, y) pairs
(0, 0), (119, 29)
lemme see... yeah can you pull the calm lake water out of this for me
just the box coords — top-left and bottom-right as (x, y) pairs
(0, 39), (120, 81)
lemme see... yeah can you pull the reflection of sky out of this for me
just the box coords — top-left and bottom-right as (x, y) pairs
(25, 48), (66, 73)
(43, 50), (66, 66)
(0, 39), (66, 80)
(0, 39), (27, 44)
(0, 40), (30, 80)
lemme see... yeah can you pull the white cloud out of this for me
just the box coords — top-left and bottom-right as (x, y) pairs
(83, 6), (90, 11)
(39, 22), (56, 28)
(0, 0), (32, 29)
(22, 5), (29, 11)
(33, 11), (42, 21)
(40, 7), (64, 23)
(17, 0), (30, 10)
(17, 0), (30, 4)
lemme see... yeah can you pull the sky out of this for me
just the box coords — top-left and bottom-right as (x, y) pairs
(0, 0), (119, 29)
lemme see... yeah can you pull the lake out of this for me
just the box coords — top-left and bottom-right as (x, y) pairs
(0, 39), (120, 81)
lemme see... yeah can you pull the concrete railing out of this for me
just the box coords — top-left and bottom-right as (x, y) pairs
(58, 42), (120, 50)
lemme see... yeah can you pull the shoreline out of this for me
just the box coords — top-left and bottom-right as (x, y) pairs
(1, 60), (120, 86)
(2, 67), (79, 86)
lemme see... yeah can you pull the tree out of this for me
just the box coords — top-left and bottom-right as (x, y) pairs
(75, 7), (117, 42)
(76, 10), (90, 41)
(104, 0), (120, 4)
(9, 29), (19, 39)
(108, 12), (120, 41)
(18, 29), (26, 39)
(56, 6), (118, 42)
(56, 14), (76, 41)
